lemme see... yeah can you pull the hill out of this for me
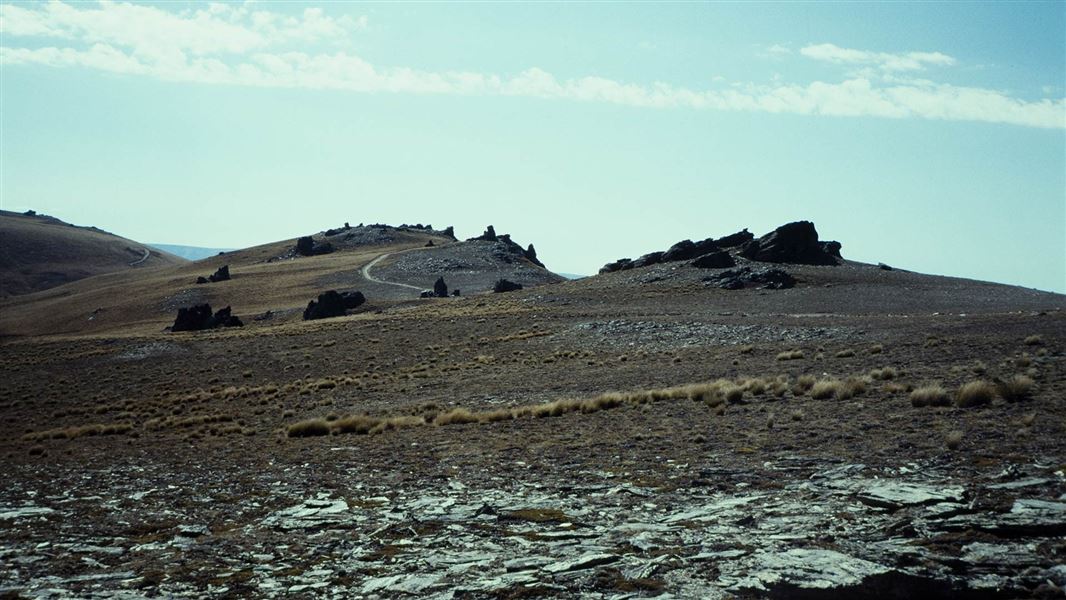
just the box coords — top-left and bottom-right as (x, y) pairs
(148, 244), (235, 261)
(0, 210), (186, 298)
(0, 220), (1063, 598)
(0, 222), (564, 337)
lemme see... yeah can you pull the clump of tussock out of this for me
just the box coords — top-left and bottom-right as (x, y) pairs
(869, 344), (884, 355)
(776, 350), (805, 361)
(945, 430), (964, 450)
(869, 367), (898, 381)
(955, 380), (996, 408)
(997, 375), (1033, 403)
(791, 374), (816, 396)
(809, 377), (866, 400)
(332, 414), (381, 435)
(834, 349), (855, 358)
(286, 418), (331, 438)
(1023, 335), (1044, 346)
(910, 385), (950, 407)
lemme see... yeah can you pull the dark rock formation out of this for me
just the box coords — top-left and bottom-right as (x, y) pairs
(715, 229), (755, 248)
(524, 244), (543, 268)
(171, 304), (244, 332)
(296, 236), (334, 257)
(705, 267), (795, 290)
(420, 290), (434, 298)
(443, 226), (455, 239)
(253, 310), (273, 321)
(493, 279), (523, 293)
(691, 251), (736, 269)
(469, 226), (498, 242)
(632, 252), (664, 269)
(425, 240), (435, 247)
(303, 290), (366, 320)
(195, 265), (230, 284)
(879, 262), (893, 271)
(599, 259), (633, 274)
(433, 277), (449, 298)
(741, 221), (841, 266)
(452, 289), (461, 297)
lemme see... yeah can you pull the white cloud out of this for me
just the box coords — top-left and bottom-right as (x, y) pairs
(800, 43), (956, 72)
(1, 2), (1062, 130)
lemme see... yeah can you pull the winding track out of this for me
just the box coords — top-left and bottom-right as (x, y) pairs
(360, 244), (452, 292)
(128, 248), (151, 266)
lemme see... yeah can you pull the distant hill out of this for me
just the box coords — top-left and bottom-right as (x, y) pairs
(0, 210), (186, 298)
(149, 244), (235, 261)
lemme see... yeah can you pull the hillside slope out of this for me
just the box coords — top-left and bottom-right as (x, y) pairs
(0, 210), (186, 298)
(0, 223), (562, 337)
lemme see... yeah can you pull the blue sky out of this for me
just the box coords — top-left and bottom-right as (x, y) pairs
(2, 1), (1064, 291)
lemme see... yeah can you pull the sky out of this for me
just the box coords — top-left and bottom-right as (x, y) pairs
(1, 1), (1064, 292)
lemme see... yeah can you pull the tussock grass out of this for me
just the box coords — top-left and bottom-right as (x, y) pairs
(22, 422), (134, 442)
(946, 430), (964, 450)
(776, 350), (805, 361)
(1024, 335), (1044, 346)
(955, 380), (996, 408)
(997, 375), (1033, 403)
(286, 418), (331, 438)
(809, 377), (866, 400)
(792, 374), (817, 395)
(834, 349), (855, 358)
(869, 367), (898, 380)
(869, 344), (884, 355)
(909, 385), (950, 407)
(434, 408), (480, 426)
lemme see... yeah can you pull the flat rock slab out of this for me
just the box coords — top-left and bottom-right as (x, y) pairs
(543, 553), (619, 574)
(722, 548), (889, 593)
(261, 498), (351, 530)
(856, 482), (964, 510)
(942, 498), (1066, 536)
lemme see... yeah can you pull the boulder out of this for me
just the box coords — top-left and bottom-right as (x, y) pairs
(632, 252), (664, 269)
(171, 304), (244, 332)
(715, 229), (755, 248)
(425, 240), (435, 247)
(493, 279), (523, 293)
(692, 251), (736, 269)
(443, 226), (455, 239)
(452, 289), (461, 297)
(433, 277), (449, 298)
(741, 221), (841, 265)
(524, 244), (545, 268)
(599, 259), (633, 274)
(420, 290), (434, 299)
(469, 225), (498, 242)
(208, 265), (230, 282)
(295, 236), (334, 257)
(195, 276), (209, 284)
(303, 290), (366, 320)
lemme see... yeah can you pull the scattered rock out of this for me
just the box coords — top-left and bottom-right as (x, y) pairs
(856, 482), (965, 510)
(469, 225), (498, 242)
(171, 304), (244, 332)
(879, 262), (893, 271)
(494, 279), (523, 293)
(195, 265), (230, 284)
(740, 221), (842, 265)
(705, 267), (795, 290)
(303, 290), (366, 320)
(543, 553), (620, 574)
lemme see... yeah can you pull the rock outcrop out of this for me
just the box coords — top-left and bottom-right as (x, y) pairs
(196, 265), (230, 284)
(296, 236), (335, 257)
(171, 304), (244, 332)
(303, 290), (366, 320)
(493, 279), (523, 293)
(715, 229), (755, 248)
(740, 221), (841, 266)
(433, 277), (449, 298)
(467, 225), (546, 268)
(691, 251), (736, 269)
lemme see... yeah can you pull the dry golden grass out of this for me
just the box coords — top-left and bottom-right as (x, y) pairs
(869, 344), (884, 354)
(869, 367), (898, 380)
(434, 408), (480, 426)
(1024, 335), (1044, 346)
(834, 349), (855, 358)
(22, 422), (134, 442)
(997, 375), (1033, 403)
(909, 385), (950, 407)
(286, 418), (331, 437)
(955, 380), (996, 408)
(776, 350), (805, 361)
(809, 377), (866, 400)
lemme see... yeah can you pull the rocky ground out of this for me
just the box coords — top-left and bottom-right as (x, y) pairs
(1, 253), (1065, 598)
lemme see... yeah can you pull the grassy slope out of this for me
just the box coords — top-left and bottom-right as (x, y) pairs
(0, 211), (186, 298)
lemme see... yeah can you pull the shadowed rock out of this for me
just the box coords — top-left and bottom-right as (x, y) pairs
(303, 290), (366, 320)
(433, 277), (449, 298)
(715, 229), (755, 248)
(741, 221), (841, 265)
(493, 279), (523, 293)
(706, 267), (795, 290)
(171, 304), (243, 332)
(195, 265), (230, 284)
(692, 251), (736, 269)
(296, 236), (334, 257)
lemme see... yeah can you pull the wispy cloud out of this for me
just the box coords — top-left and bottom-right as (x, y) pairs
(2, 2), (1063, 129)
(800, 43), (956, 72)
